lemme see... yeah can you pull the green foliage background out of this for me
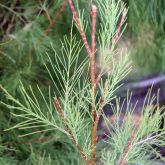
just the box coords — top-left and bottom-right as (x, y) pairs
(0, 0), (165, 164)
(128, 0), (165, 76)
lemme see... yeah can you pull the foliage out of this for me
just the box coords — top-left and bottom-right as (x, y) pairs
(128, 0), (165, 76)
(0, 0), (165, 165)
(0, 0), (80, 164)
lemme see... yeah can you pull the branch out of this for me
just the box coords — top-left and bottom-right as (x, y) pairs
(133, 131), (165, 147)
(119, 118), (141, 165)
(91, 4), (97, 54)
(113, 8), (127, 44)
(93, 80), (107, 141)
(90, 4), (98, 163)
(68, 1), (98, 163)
(54, 97), (90, 164)
(68, 0), (92, 57)
(44, 0), (68, 36)
(90, 4), (97, 86)
(44, 8), (52, 24)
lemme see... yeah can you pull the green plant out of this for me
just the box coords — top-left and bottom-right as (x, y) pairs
(128, 0), (165, 76)
(0, 1), (78, 164)
(1, 0), (165, 165)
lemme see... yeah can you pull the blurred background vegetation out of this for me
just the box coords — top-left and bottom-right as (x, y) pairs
(0, 0), (165, 164)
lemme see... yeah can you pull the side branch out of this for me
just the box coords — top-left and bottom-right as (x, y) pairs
(119, 118), (141, 165)
(44, 0), (68, 36)
(91, 5), (97, 54)
(68, 0), (92, 57)
(90, 4), (97, 86)
(54, 97), (90, 164)
(113, 8), (127, 44)
(93, 80), (106, 142)
(94, 80), (107, 128)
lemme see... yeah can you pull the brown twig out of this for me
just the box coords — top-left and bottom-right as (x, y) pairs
(93, 80), (107, 142)
(91, 5), (97, 54)
(68, 0), (92, 57)
(44, 8), (52, 24)
(119, 118), (141, 165)
(90, 4), (97, 86)
(90, 5), (97, 163)
(92, 98), (103, 145)
(113, 8), (127, 45)
(54, 97), (91, 164)
(44, 0), (68, 36)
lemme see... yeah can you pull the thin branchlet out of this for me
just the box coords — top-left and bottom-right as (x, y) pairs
(54, 97), (90, 164)
(119, 118), (141, 165)
(113, 8), (127, 44)
(68, 0), (92, 57)
(91, 4), (97, 54)
(44, 0), (68, 36)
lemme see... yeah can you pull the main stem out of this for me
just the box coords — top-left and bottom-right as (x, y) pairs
(90, 56), (97, 164)
(90, 4), (97, 164)
(68, 1), (97, 164)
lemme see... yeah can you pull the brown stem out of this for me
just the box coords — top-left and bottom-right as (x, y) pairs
(54, 97), (91, 164)
(91, 5), (97, 54)
(113, 8), (127, 44)
(68, 1), (98, 164)
(90, 4), (98, 163)
(44, 8), (52, 24)
(68, 0), (92, 57)
(93, 80), (107, 142)
(44, 0), (68, 36)
(119, 118), (141, 165)
(92, 98), (103, 148)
